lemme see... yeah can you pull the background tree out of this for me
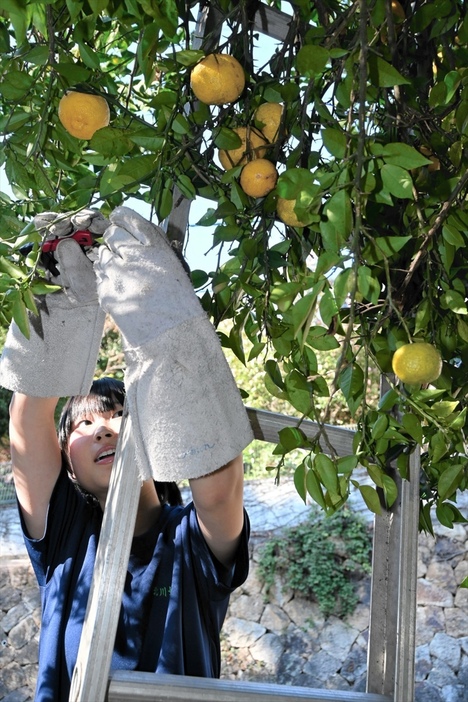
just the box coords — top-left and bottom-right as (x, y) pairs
(0, 0), (467, 530)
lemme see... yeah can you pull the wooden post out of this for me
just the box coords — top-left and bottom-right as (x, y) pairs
(366, 382), (420, 701)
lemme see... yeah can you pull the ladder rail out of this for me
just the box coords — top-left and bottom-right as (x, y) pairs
(69, 409), (140, 702)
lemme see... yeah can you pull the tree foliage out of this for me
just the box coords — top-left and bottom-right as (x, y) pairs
(0, 0), (467, 530)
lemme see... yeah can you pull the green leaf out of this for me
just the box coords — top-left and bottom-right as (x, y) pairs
(296, 45), (329, 77)
(336, 455), (358, 474)
(430, 432), (448, 463)
(371, 413), (389, 440)
(21, 287), (38, 316)
(306, 326), (340, 351)
(440, 289), (468, 314)
(30, 279), (61, 295)
(435, 502), (454, 529)
(326, 190), (353, 233)
(285, 369), (312, 414)
(363, 234), (412, 261)
(319, 288), (338, 327)
(381, 143), (432, 169)
(277, 168), (316, 198)
(443, 224), (465, 248)
(314, 453), (339, 494)
(444, 70), (462, 104)
(0, 70), (35, 100)
(176, 174), (196, 200)
(191, 269), (209, 288)
(54, 61), (91, 83)
(338, 363), (364, 403)
(0, 257), (26, 280)
(382, 475), (398, 508)
(401, 413), (423, 444)
(265, 359), (284, 389)
(172, 113), (190, 135)
(357, 265), (381, 304)
(430, 400), (459, 419)
(322, 127), (347, 159)
(214, 127), (243, 150)
(278, 426), (308, 452)
(90, 128), (134, 157)
(175, 49), (204, 66)
(10, 290), (30, 339)
(368, 55), (410, 87)
(306, 467), (327, 508)
(119, 154), (156, 181)
(88, 0), (109, 13)
(294, 462), (308, 503)
(78, 42), (101, 70)
(438, 464), (464, 501)
(357, 484), (382, 515)
(381, 164), (414, 199)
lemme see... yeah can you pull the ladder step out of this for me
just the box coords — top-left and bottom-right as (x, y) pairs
(247, 407), (355, 456)
(107, 671), (392, 702)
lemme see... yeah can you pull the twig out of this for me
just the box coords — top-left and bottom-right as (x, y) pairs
(398, 169), (468, 295)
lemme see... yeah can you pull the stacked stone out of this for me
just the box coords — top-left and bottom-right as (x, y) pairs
(219, 520), (468, 702)
(0, 559), (39, 702)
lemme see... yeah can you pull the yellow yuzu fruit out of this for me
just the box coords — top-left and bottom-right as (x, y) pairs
(392, 342), (442, 384)
(391, 0), (406, 23)
(240, 159), (278, 198)
(254, 102), (284, 143)
(190, 53), (245, 105)
(380, 0), (406, 43)
(218, 126), (268, 170)
(58, 91), (110, 140)
(276, 197), (311, 228)
(419, 146), (441, 173)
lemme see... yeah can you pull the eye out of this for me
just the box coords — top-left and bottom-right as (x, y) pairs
(76, 418), (92, 428)
(112, 408), (124, 419)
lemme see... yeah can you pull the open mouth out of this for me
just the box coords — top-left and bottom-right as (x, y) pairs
(95, 448), (116, 463)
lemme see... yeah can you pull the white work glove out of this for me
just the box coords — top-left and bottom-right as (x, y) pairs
(95, 206), (254, 482)
(0, 211), (107, 397)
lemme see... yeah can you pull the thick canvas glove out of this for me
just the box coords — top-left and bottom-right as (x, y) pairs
(95, 206), (254, 482)
(0, 213), (106, 397)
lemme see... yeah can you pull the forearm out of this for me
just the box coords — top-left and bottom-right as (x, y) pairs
(10, 393), (62, 539)
(190, 454), (245, 566)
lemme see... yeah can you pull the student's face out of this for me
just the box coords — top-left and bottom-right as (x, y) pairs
(67, 405), (123, 502)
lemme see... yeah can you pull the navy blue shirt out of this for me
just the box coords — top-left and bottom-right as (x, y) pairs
(21, 467), (250, 702)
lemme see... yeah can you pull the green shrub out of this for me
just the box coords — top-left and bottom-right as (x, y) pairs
(0, 387), (12, 448)
(258, 507), (372, 618)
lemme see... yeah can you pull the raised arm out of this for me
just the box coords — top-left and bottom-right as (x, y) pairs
(190, 454), (245, 566)
(0, 210), (107, 538)
(94, 207), (254, 486)
(9, 394), (62, 539)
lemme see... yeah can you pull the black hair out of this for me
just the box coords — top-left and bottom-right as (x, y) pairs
(59, 377), (183, 507)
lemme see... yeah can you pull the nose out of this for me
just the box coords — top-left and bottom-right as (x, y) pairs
(94, 423), (116, 441)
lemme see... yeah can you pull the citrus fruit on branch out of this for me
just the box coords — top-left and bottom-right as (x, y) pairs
(218, 126), (268, 169)
(254, 102), (284, 144)
(276, 197), (313, 228)
(190, 53), (245, 105)
(240, 159), (278, 198)
(58, 91), (110, 140)
(391, 342), (443, 384)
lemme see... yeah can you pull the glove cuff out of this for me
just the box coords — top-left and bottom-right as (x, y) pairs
(0, 299), (105, 397)
(122, 315), (254, 482)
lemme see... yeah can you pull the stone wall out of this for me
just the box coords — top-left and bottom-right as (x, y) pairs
(2, 520), (468, 702)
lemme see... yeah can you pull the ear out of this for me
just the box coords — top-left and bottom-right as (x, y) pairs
(66, 465), (78, 483)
